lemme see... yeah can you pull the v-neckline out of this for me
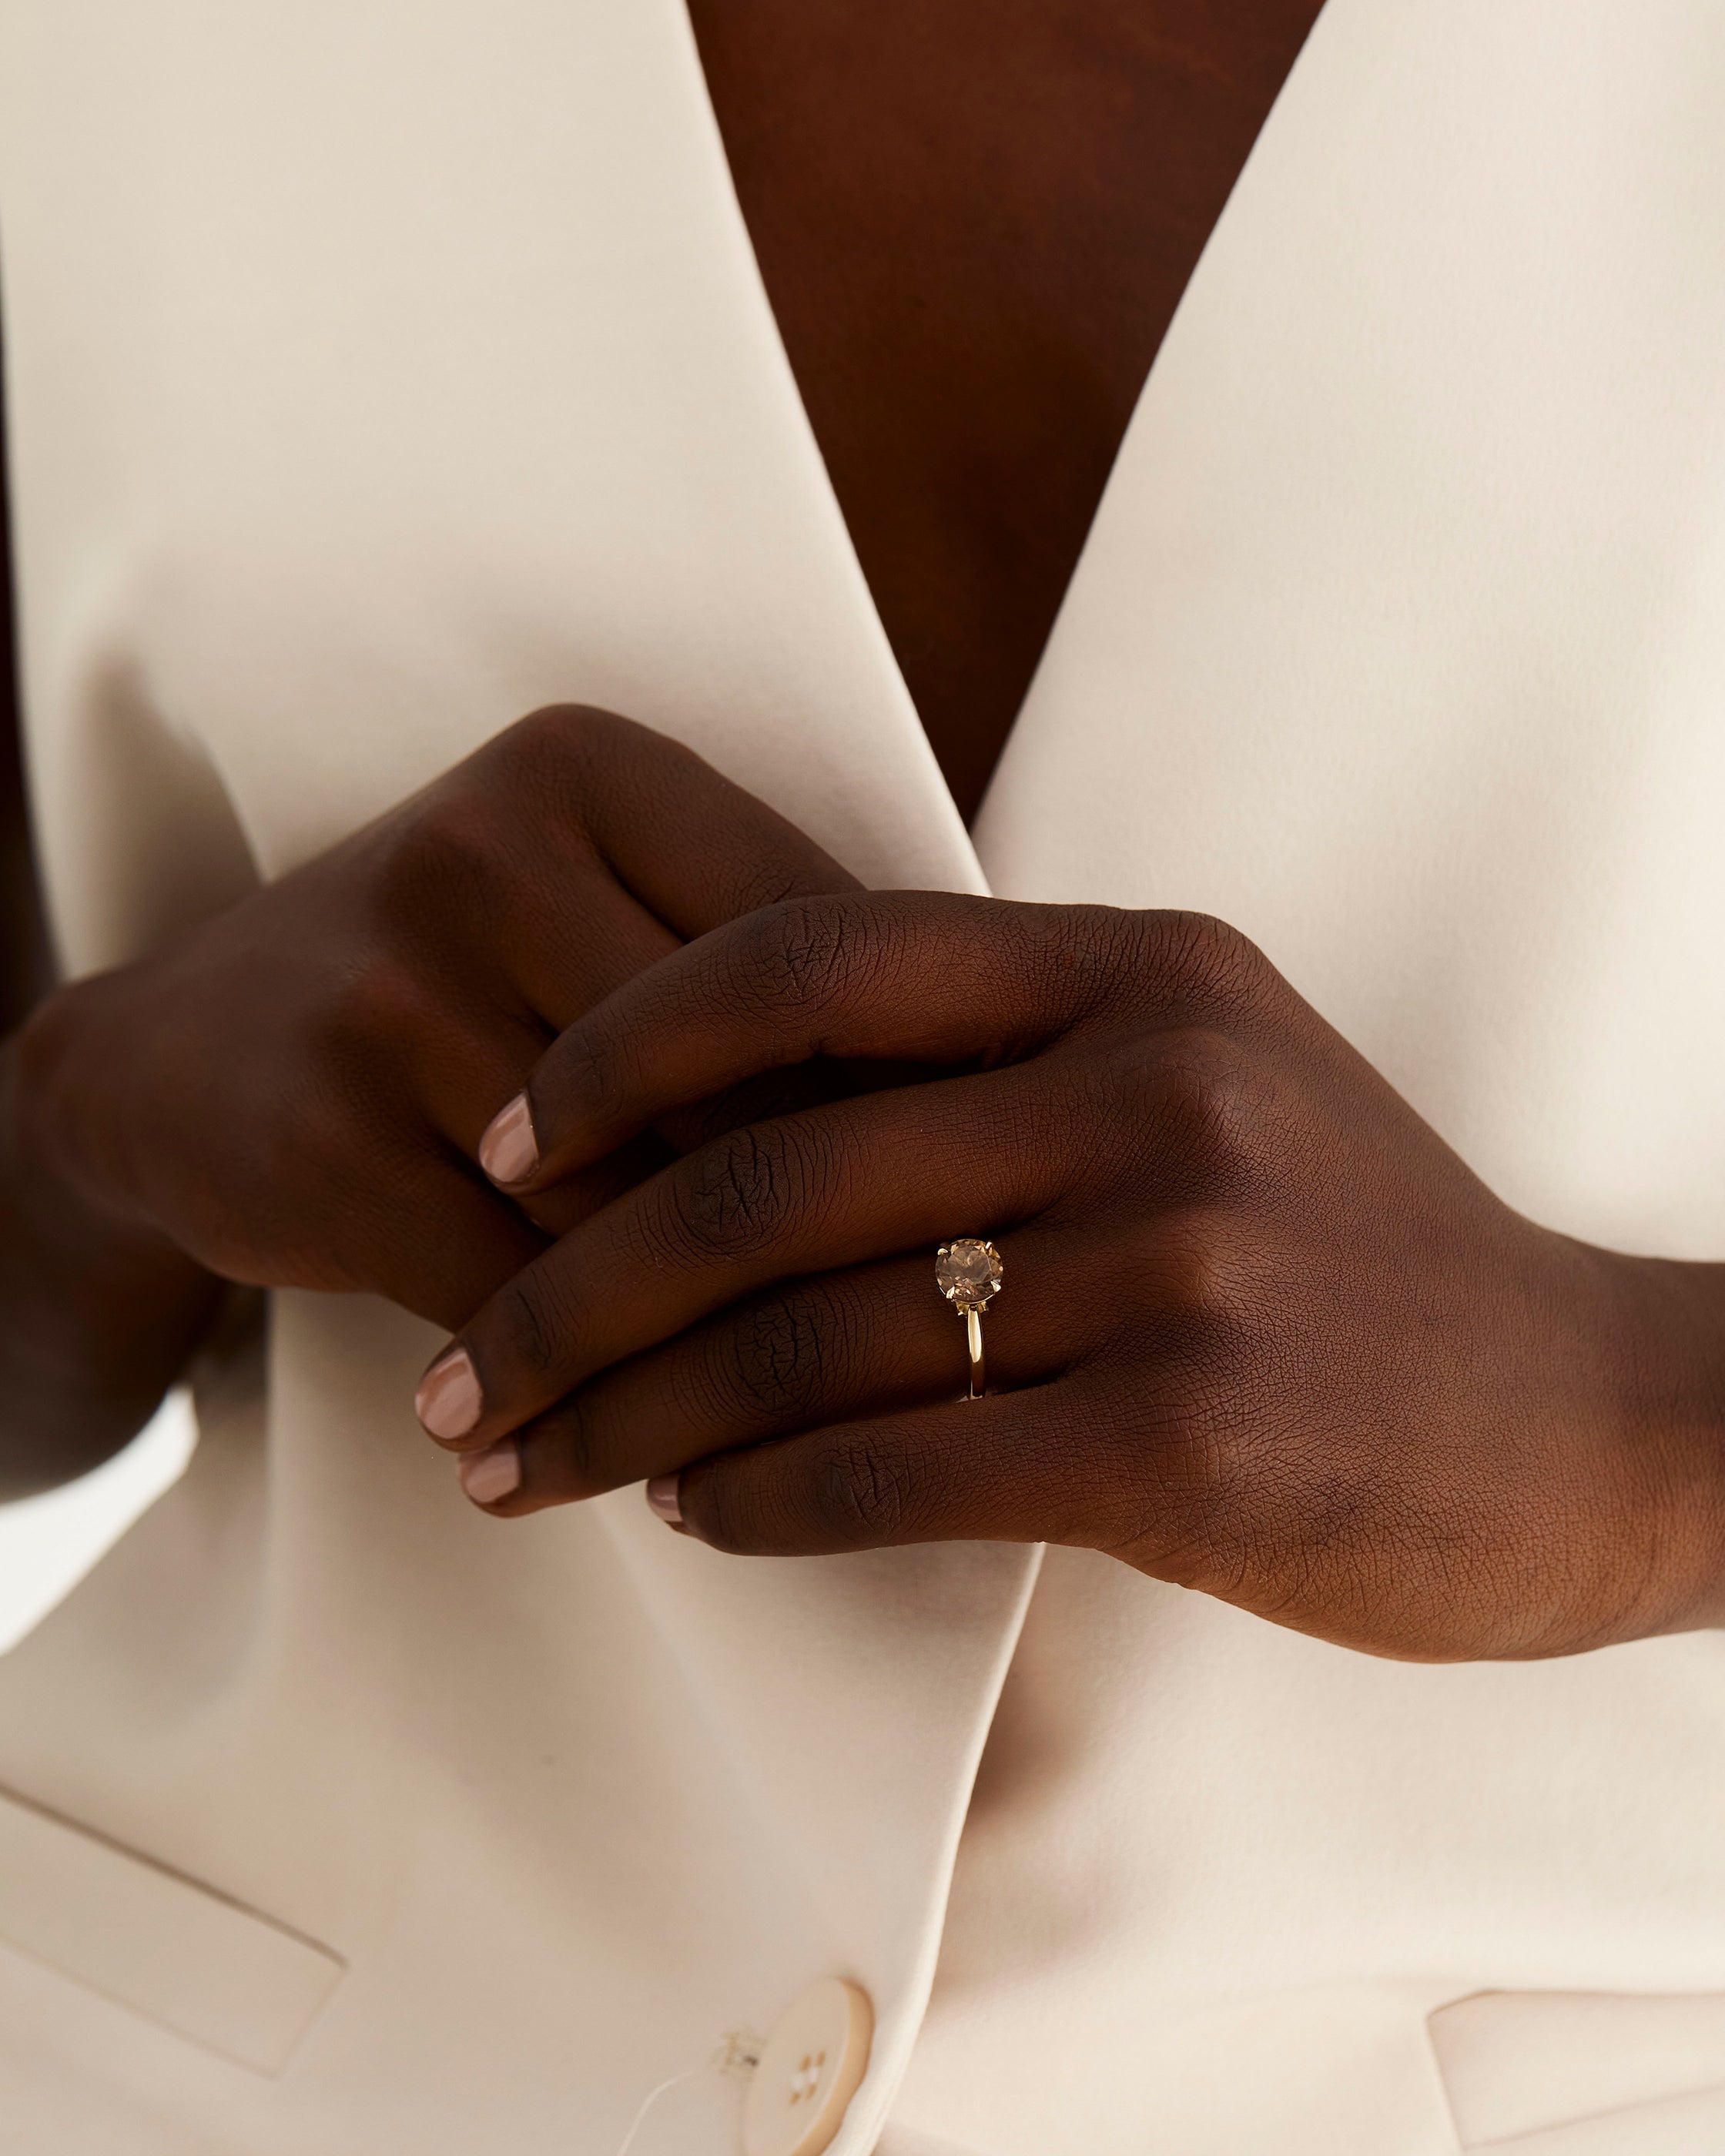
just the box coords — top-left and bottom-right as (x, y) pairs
(672, 0), (1335, 833)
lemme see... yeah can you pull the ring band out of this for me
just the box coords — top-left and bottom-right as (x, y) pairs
(936, 1238), (1003, 1400)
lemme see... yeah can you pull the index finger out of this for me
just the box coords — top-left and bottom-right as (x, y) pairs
(481, 892), (1154, 1193)
(421, 1059), (1071, 1450)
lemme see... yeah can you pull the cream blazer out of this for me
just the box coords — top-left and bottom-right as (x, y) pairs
(6, 3), (1725, 2151)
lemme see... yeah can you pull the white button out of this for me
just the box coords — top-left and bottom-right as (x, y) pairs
(742, 1977), (873, 2156)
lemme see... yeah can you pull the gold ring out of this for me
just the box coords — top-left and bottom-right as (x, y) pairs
(936, 1238), (1003, 1399)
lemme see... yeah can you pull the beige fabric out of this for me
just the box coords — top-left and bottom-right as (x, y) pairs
(0, 1779), (343, 2074)
(3, 2), (1725, 2151)
(1430, 1991), (1725, 2148)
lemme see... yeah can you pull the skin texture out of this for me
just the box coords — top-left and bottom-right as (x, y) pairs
(2, 711), (864, 1492)
(688, 0), (1328, 819)
(5, 5), (1725, 1661)
(0, 1), (1328, 1488)
(425, 893), (1725, 1662)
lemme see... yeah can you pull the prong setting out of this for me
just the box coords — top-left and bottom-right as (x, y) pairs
(936, 1237), (1003, 1313)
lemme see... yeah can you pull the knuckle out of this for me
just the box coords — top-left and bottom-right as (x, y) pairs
(662, 1124), (807, 1262)
(724, 1284), (832, 1423)
(1097, 1027), (1264, 1194)
(306, 955), (434, 1073)
(1164, 909), (1276, 1009)
(1138, 910), (1274, 1019)
(475, 704), (629, 832)
(999, 903), (1171, 1046)
(1028, 902), (1151, 1005)
(1150, 1032), (1263, 1177)
(729, 895), (863, 1021)
(388, 704), (651, 901)
(499, 701), (615, 775)
(718, 1287), (839, 1422)
(806, 1432), (919, 1544)
(306, 961), (424, 1060)
(367, 815), (515, 970)
(368, 795), (513, 937)
(486, 1264), (578, 1384)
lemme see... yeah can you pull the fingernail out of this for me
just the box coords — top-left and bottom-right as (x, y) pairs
(459, 1440), (521, 1506)
(479, 1093), (539, 1187)
(645, 1475), (682, 1525)
(415, 1348), (482, 1439)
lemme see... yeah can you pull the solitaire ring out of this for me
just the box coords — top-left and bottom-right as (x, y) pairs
(936, 1238), (1003, 1399)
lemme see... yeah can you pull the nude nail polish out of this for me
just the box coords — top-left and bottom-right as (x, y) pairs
(459, 1441), (521, 1506)
(645, 1475), (682, 1525)
(479, 1093), (539, 1187)
(416, 1348), (482, 1439)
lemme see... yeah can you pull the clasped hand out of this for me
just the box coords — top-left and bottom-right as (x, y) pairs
(22, 705), (1723, 1658)
(422, 876), (1725, 1663)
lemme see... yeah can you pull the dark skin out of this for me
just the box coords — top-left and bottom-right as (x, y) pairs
(8, 4), (1725, 1660)
(1, 708), (867, 1489)
(427, 896), (1725, 1660)
(688, 0), (1328, 817)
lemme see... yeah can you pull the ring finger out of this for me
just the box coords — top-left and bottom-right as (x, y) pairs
(417, 1065), (1079, 1452)
(466, 1226), (1105, 1513)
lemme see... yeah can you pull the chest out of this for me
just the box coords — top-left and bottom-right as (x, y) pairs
(8, 0), (1725, 1163)
(687, 0), (1328, 815)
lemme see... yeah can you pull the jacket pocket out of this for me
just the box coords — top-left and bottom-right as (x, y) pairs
(1429, 1989), (1725, 2150)
(0, 1780), (343, 2074)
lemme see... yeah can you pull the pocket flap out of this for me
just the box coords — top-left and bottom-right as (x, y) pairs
(0, 1782), (343, 2074)
(1430, 1990), (1725, 2148)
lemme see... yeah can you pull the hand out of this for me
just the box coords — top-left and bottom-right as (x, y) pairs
(418, 892), (1725, 1662)
(13, 708), (860, 1335)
